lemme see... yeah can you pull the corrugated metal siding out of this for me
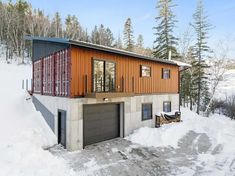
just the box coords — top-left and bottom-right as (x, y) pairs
(70, 47), (179, 97)
(33, 48), (71, 97)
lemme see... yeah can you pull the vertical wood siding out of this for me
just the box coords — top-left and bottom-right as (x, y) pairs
(70, 46), (179, 97)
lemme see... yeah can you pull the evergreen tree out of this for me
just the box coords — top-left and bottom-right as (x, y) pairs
(153, 0), (178, 60)
(136, 34), (144, 48)
(123, 17), (134, 51)
(64, 15), (81, 40)
(50, 12), (62, 38)
(105, 28), (114, 47)
(192, 0), (211, 114)
(91, 25), (100, 44)
(114, 33), (123, 49)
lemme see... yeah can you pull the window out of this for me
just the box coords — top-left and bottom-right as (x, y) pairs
(162, 68), (170, 79)
(93, 59), (116, 92)
(142, 103), (152, 121)
(141, 65), (151, 77)
(163, 101), (171, 112)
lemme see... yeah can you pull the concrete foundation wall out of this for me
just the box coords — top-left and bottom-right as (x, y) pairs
(33, 93), (179, 151)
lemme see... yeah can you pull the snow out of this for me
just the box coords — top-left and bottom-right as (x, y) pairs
(0, 61), (75, 176)
(171, 60), (192, 71)
(215, 69), (235, 99)
(126, 107), (235, 175)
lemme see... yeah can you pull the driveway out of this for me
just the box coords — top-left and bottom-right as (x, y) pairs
(49, 131), (227, 176)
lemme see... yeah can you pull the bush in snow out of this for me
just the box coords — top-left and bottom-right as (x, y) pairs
(211, 95), (235, 120)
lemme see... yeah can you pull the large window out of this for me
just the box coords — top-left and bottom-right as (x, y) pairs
(141, 65), (151, 77)
(162, 68), (170, 79)
(163, 101), (171, 112)
(142, 103), (152, 121)
(93, 59), (115, 92)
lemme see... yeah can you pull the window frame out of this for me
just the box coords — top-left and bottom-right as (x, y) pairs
(140, 65), (151, 77)
(141, 103), (153, 121)
(92, 58), (116, 92)
(163, 101), (171, 113)
(162, 68), (171, 79)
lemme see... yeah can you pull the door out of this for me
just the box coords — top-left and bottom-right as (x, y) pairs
(58, 110), (66, 148)
(83, 103), (120, 147)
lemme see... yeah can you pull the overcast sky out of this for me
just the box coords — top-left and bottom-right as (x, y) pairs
(4, 0), (235, 58)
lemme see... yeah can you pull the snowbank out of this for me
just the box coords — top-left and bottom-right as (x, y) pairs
(215, 69), (235, 99)
(0, 62), (75, 176)
(126, 107), (235, 175)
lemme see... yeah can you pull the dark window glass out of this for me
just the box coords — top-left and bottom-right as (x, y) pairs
(163, 69), (170, 79)
(93, 59), (116, 92)
(163, 101), (171, 112)
(141, 65), (151, 77)
(105, 62), (115, 92)
(142, 104), (152, 121)
(93, 60), (104, 92)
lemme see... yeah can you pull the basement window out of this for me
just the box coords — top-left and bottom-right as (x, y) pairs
(163, 101), (171, 112)
(141, 65), (151, 77)
(142, 103), (152, 121)
(162, 68), (170, 79)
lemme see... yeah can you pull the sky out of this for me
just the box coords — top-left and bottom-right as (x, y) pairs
(3, 0), (235, 58)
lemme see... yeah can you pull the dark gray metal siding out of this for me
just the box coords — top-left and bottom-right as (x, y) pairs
(83, 103), (120, 147)
(32, 96), (55, 132)
(32, 40), (69, 62)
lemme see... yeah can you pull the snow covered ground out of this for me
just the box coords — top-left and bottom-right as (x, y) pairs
(0, 60), (235, 176)
(126, 108), (235, 175)
(0, 62), (75, 176)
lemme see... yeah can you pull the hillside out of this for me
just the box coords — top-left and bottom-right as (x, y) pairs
(0, 62), (75, 176)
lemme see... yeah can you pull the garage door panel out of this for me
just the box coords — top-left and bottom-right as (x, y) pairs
(83, 103), (120, 147)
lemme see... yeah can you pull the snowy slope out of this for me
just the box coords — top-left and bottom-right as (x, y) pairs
(0, 62), (75, 176)
(215, 69), (235, 99)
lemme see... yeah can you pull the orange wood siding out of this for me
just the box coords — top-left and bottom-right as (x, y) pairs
(70, 46), (179, 97)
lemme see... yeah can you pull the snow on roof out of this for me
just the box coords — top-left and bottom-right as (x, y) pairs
(171, 60), (192, 71)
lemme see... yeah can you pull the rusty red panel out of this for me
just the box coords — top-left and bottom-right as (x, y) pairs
(33, 47), (71, 97)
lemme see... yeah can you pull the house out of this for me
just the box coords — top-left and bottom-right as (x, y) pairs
(26, 37), (189, 151)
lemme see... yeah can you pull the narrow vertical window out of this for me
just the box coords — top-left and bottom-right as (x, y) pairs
(163, 101), (171, 112)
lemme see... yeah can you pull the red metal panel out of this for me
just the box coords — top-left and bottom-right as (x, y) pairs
(33, 47), (71, 97)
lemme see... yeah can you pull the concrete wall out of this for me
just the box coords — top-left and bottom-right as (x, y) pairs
(33, 93), (179, 151)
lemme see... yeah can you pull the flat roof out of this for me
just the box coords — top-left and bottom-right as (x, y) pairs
(25, 36), (178, 66)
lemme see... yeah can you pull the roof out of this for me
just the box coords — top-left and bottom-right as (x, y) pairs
(171, 60), (192, 71)
(25, 36), (179, 66)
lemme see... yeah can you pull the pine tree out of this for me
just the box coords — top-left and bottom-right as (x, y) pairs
(153, 0), (178, 60)
(192, 0), (211, 114)
(64, 15), (81, 40)
(105, 28), (114, 47)
(114, 33), (122, 49)
(136, 34), (144, 48)
(50, 12), (62, 38)
(91, 25), (100, 44)
(123, 18), (134, 51)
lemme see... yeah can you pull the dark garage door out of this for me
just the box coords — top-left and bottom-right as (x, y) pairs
(83, 103), (120, 147)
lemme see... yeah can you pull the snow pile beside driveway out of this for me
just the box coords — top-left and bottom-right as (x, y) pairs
(0, 62), (75, 176)
(126, 108), (235, 175)
(126, 107), (235, 149)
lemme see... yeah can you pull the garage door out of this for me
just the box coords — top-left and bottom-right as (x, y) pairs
(83, 103), (120, 147)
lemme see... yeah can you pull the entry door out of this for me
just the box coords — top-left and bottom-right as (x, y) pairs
(58, 110), (66, 148)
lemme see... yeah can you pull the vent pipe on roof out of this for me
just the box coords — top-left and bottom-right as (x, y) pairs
(168, 49), (172, 60)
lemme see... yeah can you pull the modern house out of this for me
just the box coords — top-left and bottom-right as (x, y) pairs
(27, 37), (188, 151)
